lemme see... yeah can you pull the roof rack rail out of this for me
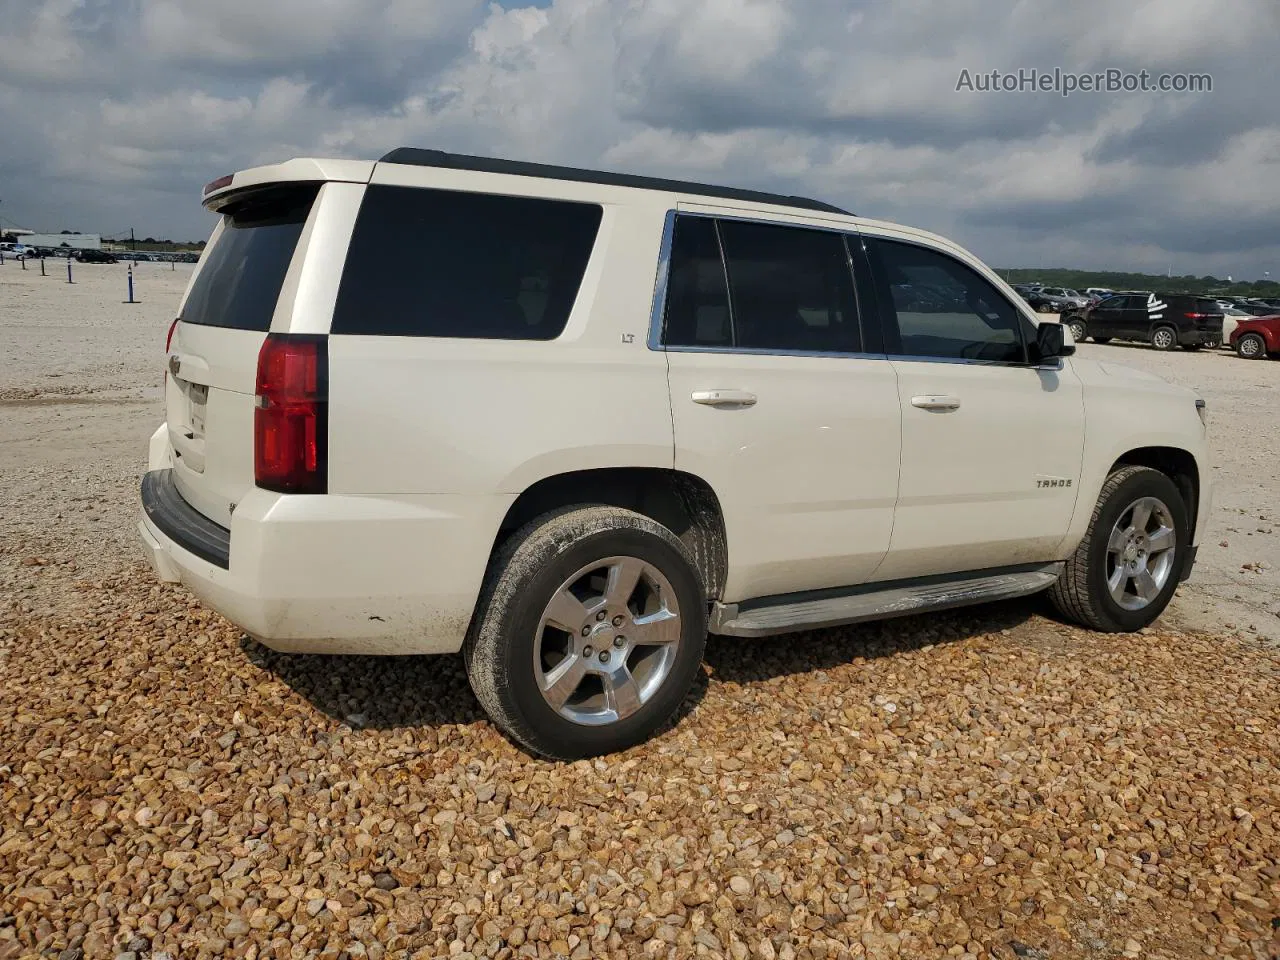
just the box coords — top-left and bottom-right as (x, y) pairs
(377, 148), (852, 216)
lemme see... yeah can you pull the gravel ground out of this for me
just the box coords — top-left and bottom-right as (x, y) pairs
(2, 264), (1278, 960)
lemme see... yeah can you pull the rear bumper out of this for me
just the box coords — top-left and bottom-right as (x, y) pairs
(138, 457), (514, 655)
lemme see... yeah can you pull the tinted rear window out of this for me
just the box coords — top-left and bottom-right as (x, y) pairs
(1194, 299), (1223, 313)
(180, 186), (316, 331)
(331, 186), (602, 339)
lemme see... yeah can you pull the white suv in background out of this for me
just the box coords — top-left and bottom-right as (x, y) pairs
(140, 149), (1210, 759)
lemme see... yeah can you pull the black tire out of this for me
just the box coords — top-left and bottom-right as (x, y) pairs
(1150, 326), (1178, 351)
(1066, 319), (1087, 342)
(1048, 465), (1189, 633)
(1093, 337), (1112, 344)
(463, 506), (707, 760)
(1236, 333), (1267, 360)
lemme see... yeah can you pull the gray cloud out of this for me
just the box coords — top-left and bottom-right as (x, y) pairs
(0, 0), (1276, 278)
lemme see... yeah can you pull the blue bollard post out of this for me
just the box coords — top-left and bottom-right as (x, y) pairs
(66, 259), (73, 284)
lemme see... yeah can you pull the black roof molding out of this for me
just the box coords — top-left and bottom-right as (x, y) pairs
(378, 148), (852, 216)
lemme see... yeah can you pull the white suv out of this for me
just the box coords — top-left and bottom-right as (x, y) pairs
(140, 149), (1210, 759)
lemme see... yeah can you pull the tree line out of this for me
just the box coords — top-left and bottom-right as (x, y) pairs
(998, 267), (1279, 298)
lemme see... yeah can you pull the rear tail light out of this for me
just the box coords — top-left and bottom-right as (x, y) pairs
(1185, 312), (1210, 319)
(254, 334), (328, 494)
(165, 318), (179, 353)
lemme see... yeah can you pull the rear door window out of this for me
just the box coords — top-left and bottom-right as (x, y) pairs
(718, 220), (861, 353)
(180, 185), (317, 331)
(332, 186), (602, 339)
(662, 215), (863, 354)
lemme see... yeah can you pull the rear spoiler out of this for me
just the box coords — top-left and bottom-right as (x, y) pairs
(202, 158), (375, 210)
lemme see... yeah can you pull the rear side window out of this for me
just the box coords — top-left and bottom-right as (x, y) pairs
(1193, 299), (1223, 313)
(332, 186), (602, 339)
(719, 221), (861, 353)
(866, 238), (1026, 363)
(662, 215), (862, 353)
(662, 217), (732, 347)
(181, 185), (317, 331)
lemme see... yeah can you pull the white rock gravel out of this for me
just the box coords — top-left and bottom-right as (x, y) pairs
(2, 262), (1279, 960)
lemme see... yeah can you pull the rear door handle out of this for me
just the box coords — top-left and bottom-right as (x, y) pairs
(910, 395), (961, 411)
(691, 389), (757, 407)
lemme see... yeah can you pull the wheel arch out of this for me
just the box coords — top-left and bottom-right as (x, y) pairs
(1109, 446), (1200, 541)
(489, 467), (729, 600)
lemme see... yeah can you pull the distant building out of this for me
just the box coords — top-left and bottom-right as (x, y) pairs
(24, 233), (102, 251)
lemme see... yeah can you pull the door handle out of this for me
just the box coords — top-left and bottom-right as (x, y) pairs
(691, 389), (757, 407)
(911, 395), (961, 411)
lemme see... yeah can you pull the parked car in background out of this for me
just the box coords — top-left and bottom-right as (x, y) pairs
(1066, 293), (1223, 350)
(1023, 289), (1073, 313)
(74, 249), (118, 264)
(1235, 300), (1279, 316)
(137, 148), (1210, 758)
(1085, 287), (1115, 300)
(1229, 313), (1280, 359)
(1038, 287), (1090, 309)
(1220, 304), (1253, 343)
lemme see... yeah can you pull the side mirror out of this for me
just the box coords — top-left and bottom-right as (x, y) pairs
(1034, 321), (1074, 362)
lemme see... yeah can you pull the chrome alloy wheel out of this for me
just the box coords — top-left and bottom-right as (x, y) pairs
(1106, 496), (1177, 611)
(1239, 335), (1263, 357)
(534, 556), (682, 726)
(1152, 328), (1175, 349)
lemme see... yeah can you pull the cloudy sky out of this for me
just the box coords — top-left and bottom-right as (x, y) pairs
(1, 0), (1277, 278)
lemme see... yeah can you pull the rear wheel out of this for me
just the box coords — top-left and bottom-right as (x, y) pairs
(464, 506), (707, 759)
(1236, 333), (1267, 359)
(1150, 326), (1177, 350)
(1066, 319), (1087, 342)
(1049, 465), (1187, 632)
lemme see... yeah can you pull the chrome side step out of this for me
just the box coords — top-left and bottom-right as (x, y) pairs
(709, 563), (1064, 638)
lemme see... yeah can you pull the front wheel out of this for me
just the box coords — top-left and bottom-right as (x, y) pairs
(464, 506), (707, 760)
(1048, 465), (1188, 632)
(1150, 326), (1177, 350)
(1236, 333), (1267, 359)
(1066, 319), (1087, 342)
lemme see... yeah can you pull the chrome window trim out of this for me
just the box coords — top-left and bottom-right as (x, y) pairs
(646, 209), (677, 351)
(664, 344), (889, 360)
(646, 208), (880, 359)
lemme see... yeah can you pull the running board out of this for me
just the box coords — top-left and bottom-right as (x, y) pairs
(709, 563), (1064, 638)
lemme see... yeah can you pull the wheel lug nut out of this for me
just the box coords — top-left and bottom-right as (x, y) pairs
(614, 635), (625, 648)
(583, 645), (593, 658)
(596, 611), (606, 622)
(581, 626), (591, 637)
(612, 615), (625, 627)
(598, 651), (610, 663)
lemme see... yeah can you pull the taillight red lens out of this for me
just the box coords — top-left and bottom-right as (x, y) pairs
(1185, 312), (1208, 318)
(254, 334), (328, 494)
(165, 318), (179, 353)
